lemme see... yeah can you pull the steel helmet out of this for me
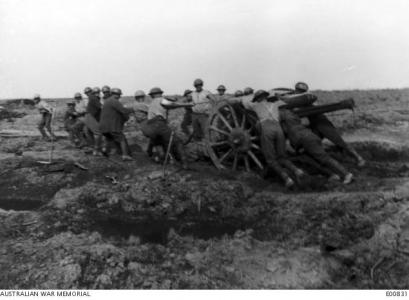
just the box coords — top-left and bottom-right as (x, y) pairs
(217, 85), (226, 91)
(193, 78), (204, 86)
(111, 88), (122, 95)
(252, 90), (269, 102)
(134, 90), (146, 98)
(92, 87), (101, 94)
(84, 87), (92, 94)
(183, 89), (193, 97)
(149, 87), (164, 95)
(33, 94), (41, 100)
(295, 82), (309, 92)
(244, 87), (254, 95)
(101, 85), (110, 93)
(74, 93), (82, 99)
(234, 90), (244, 97)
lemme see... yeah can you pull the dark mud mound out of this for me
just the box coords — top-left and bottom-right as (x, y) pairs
(0, 157), (92, 210)
(0, 110), (26, 121)
(352, 140), (409, 162)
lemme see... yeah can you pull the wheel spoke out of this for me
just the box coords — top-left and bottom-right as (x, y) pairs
(251, 143), (260, 150)
(210, 141), (229, 148)
(219, 149), (233, 163)
(241, 114), (246, 129)
(232, 152), (238, 171)
(217, 112), (233, 131)
(244, 156), (250, 172)
(209, 125), (230, 136)
(229, 106), (240, 127)
(247, 150), (263, 170)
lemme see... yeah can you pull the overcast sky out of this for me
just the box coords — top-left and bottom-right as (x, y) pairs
(0, 0), (408, 99)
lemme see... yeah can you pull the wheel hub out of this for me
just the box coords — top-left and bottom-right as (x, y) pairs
(228, 128), (251, 152)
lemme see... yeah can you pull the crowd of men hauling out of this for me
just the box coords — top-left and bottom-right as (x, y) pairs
(32, 79), (366, 189)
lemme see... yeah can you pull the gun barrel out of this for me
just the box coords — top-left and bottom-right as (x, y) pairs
(294, 99), (355, 118)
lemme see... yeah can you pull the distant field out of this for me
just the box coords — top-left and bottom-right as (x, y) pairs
(1, 88), (408, 108)
(1, 88), (408, 135)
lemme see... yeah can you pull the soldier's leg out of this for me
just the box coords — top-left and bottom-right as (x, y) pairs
(181, 109), (192, 136)
(93, 134), (102, 155)
(87, 115), (102, 155)
(158, 121), (188, 168)
(260, 121), (293, 187)
(111, 132), (132, 160)
(147, 139), (154, 157)
(44, 113), (56, 139)
(274, 124), (306, 179)
(73, 121), (86, 147)
(301, 135), (352, 182)
(311, 117), (365, 166)
(198, 114), (208, 140)
(102, 133), (113, 155)
(66, 126), (75, 143)
(191, 114), (202, 141)
(38, 114), (49, 139)
(319, 123), (366, 166)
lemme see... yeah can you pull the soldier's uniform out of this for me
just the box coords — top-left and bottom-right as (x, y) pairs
(241, 91), (303, 186)
(191, 89), (213, 140)
(215, 85), (229, 102)
(180, 90), (193, 136)
(280, 109), (350, 178)
(70, 93), (87, 147)
(99, 89), (133, 160)
(141, 88), (187, 167)
(84, 88), (102, 154)
(214, 94), (231, 102)
(64, 103), (80, 144)
(282, 83), (365, 167)
(35, 96), (56, 140)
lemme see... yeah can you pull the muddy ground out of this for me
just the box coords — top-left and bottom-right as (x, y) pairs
(1, 90), (409, 289)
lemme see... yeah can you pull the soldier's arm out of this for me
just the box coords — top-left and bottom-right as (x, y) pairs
(223, 97), (242, 105)
(161, 98), (194, 110)
(113, 101), (133, 120)
(206, 93), (218, 105)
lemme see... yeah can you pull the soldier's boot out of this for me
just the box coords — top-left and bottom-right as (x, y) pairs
(323, 157), (353, 185)
(45, 124), (56, 141)
(120, 138), (132, 161)
(78, 133), (88, 148)
(38, 126), (50, 141)
(346, 146), (366, 167)
(147, 140), (154, 157)
(269, 163), (295, 189)
(92, 134), (103, 156)
(280, 159), (307, 183)
(328, 174), (341, 182)
(343, 173), (354, 185)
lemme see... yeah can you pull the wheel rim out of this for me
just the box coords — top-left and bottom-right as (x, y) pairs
(205, 101), (263, 171)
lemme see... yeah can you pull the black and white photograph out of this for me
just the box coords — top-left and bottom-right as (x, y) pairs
(0, 0), (408, 295)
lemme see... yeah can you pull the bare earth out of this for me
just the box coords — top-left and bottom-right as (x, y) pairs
(1, 89), (409, 289)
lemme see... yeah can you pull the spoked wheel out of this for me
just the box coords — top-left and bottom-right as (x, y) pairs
(205, 101), (264, 171)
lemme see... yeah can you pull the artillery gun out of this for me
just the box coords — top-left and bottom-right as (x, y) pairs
(204, 89), (355, 171)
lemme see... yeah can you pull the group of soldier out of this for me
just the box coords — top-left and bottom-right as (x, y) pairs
(32, 79), (365, 189)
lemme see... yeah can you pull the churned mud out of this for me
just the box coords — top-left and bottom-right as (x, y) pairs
(1, 90), (409, 289)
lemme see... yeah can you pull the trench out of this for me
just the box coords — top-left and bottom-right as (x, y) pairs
(0, 198), (44, 211)
(92, 218), (245, 244)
